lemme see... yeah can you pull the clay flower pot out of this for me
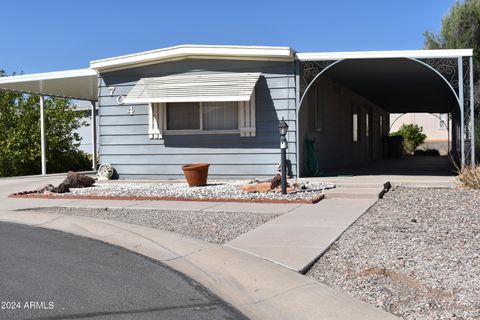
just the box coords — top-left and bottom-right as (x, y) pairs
(182, 163), (210, 187)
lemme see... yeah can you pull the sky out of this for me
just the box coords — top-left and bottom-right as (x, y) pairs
(0, 0), (457, 74)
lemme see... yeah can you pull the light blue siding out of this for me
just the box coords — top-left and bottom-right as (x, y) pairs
(98, 59), (297, 179)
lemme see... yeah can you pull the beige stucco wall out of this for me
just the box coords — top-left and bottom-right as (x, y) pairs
(299, 77), (389, 175)
(389, 113), (450, 154)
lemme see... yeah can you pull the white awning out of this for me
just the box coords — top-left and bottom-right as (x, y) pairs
(0, 69), (98, 101)
(124, 72), (261, 103)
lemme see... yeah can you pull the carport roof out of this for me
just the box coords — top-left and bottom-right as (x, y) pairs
(0, 68), (98, 101)
(298, 49), (473, 114)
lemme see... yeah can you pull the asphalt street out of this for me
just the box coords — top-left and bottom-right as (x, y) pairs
(0, 222), (247, 320)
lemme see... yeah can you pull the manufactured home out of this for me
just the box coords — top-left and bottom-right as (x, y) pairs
(0, 45), (475, 178)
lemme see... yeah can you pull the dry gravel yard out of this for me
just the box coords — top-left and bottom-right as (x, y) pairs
(63, 180), (333, 202)
(307, 187), (480, 320)
(33, 207), (280, 244)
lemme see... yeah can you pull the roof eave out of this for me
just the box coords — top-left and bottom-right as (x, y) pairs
(90, 45), (295, 72)
(296, 49), (474, 61)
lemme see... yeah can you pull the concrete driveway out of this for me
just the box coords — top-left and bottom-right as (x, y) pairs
(0, 221), (246, 320)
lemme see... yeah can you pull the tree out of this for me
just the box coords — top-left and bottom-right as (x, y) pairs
(391, 124), (427, 154)
(424, 0), (480, 100)
(424, 0), (480, 151)
(0, 69), (92, 177)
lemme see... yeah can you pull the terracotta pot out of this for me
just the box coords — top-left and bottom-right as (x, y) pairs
(182, 163), (210, 187)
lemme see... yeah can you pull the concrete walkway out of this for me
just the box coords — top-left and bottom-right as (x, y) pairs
(226, 198), (377, 273)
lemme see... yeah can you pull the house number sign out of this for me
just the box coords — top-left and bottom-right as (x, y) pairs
(109, 87), (134, 115)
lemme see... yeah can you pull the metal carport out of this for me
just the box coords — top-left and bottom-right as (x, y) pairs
(296, 49), (475, 174)
(0, 69), (98, 175)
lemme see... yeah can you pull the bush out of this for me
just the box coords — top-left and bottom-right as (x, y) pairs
(414, 148), (440, 156)
(391, 124), (427, 154)
(456, 165), (480, 189)
(47, 150), (93, 173)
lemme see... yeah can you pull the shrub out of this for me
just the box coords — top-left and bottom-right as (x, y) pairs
(414, 148), (440, 156)
(456, 165), (480, 189)
(391, 124), (427, 154)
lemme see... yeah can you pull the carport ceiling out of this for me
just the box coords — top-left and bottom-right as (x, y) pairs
(323, 58), (458, 113)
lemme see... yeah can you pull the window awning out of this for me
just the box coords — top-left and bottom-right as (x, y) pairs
(124, 72), (261, 104)
(0, 69), (98, 101)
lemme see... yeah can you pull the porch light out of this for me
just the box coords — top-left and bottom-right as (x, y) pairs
(278, 117), (289, 194)
(278, 117), (289, 136)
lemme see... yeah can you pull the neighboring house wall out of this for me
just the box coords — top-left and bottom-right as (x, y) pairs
(73, 101), (98, 155)
(390, 113), (450, 155)
(298, 77), (389, 175)
(98, 59), (296, 179)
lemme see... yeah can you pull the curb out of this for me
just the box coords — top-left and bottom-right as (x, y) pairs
(9, 193), (324, 204)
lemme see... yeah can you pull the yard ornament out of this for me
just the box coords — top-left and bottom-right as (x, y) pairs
(97, 163), (114, 180)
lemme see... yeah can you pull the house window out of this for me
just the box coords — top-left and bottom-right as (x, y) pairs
(166, 102), (238, 132)
(166, 102), (200, 130)
(148, 94), (255, 139)
(203, 102), (238, 130)
(439, 113), (447, 129)
(353, 105), (359, 142)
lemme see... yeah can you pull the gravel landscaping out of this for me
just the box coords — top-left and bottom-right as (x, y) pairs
(53, 180), (334, 203)
(33, 207), (281, 244)
(307, 187), (480, 320)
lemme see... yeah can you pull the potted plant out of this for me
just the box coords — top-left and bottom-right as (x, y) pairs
(182, 163), (210, 187)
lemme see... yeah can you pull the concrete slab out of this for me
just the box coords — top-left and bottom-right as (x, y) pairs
(323, 187), (382, 199)
(227, 198), (377, 273)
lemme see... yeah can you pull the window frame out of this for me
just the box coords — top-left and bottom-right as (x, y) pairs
(164, 101), (240, 135)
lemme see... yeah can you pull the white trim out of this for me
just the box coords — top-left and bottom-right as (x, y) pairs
(297, 49), (473, 61)
(90, 45), (294, 71)
(163, 129), (240, 135)
(0, 68), (97, 84)
(148, 103), (164, 139)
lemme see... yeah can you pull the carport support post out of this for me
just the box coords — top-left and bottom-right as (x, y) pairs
(458, 57), (465, 168)
(90, 101), (97, 170)
(470, 56), (475, 166)
(39, 95), (46, 175)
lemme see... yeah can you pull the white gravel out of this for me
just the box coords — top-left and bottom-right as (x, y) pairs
(34, 207), (280, 244)
(64, 180), (334, 202)
(307, 187), (480, 320)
